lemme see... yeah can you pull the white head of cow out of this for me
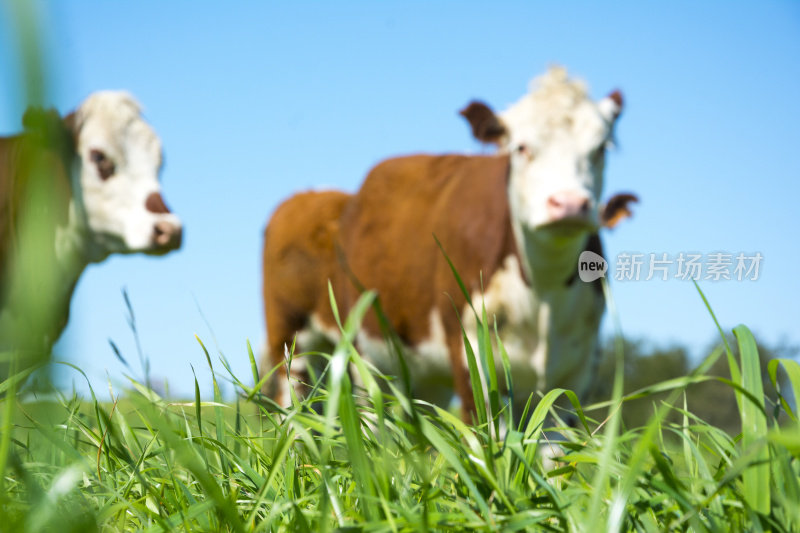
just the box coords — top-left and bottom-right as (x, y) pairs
(461, 67), (623, 286)
(69, 91), (182, 259)
(501, 67), (621, 231)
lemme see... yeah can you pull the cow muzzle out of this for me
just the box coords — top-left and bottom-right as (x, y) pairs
(546, 191), (592, 225)
(145, 191), (182, 251)
(152, 220), (182, 250)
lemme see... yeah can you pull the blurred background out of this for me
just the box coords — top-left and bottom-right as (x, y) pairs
(1, 1), (798, 399)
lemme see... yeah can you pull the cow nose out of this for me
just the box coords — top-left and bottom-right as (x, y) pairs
(547, 191), (591, 222)
(153, 221), (182, 249)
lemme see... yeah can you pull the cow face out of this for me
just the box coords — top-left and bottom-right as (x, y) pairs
(461, 68), (624, 285)
(462, 67), (622, 233)
(70, 91), (181, 258)
(502, 68), (622, 233)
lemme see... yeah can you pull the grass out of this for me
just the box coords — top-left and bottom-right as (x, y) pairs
(1, 285), (800, 532)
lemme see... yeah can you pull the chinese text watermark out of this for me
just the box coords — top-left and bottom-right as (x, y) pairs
(578, 252), (763, 282)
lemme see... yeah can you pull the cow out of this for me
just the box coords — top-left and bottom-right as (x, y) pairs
(262, 67), (636, 421)
(0, 91), (182, 370)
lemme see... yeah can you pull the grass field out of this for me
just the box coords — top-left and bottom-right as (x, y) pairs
(1, 285), (799, 532)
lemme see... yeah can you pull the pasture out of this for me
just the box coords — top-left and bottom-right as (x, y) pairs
(2, 286), (800, 531)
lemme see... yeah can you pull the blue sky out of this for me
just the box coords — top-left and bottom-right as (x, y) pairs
(1, 1), (798, 398)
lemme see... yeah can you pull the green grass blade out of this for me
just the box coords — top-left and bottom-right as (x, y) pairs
(0, 358), (18, 495)
(460, 321), (487, 428)
(479, 299), (501, 439)
(338, 370), (377, 521)
(768, 358), (800, 424)
(588, 278), (625, 530)
(694, 282), (742, 404)
(433, 235), (476, 315)
(247, 339), (260, 390)
(417, 418), (490, 518)
(734, 324), (770, 514)
(493, 321), (514, 426)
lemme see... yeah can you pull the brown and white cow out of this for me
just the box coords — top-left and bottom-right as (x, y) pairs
(0, 91), (182, 361)
(262, 68), (636, 420)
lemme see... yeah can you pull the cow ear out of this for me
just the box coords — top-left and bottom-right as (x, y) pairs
(599, 89), (624, 122)
(459, 100), (508, 146)
(601, 193), (638, 228)
(63, 112), (79, 137)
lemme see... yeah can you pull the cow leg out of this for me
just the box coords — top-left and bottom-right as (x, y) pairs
(264, 340), (296, 408)
(263, 302), (309, 406)
(443, 326), (476, 423)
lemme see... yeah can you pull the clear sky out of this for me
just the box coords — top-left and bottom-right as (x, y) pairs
(1, 1), (798, 398)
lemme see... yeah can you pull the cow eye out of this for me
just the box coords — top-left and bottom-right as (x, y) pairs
(515, 143), (535, 160)
(89, 149), (116, 180)
(516, 143), (532, 156)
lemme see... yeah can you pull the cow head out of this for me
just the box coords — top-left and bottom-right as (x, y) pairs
(461, 67), (624, 285)
(67, 91), (182, 260)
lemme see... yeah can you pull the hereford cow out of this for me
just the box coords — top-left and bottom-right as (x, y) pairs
(0, 92), (182, 364)
(262, 67), (636, 420)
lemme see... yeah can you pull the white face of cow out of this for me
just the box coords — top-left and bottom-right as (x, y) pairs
(500, 67), (622, 233)
(459, 67), (623, 287)
(71, 91), (181, 258)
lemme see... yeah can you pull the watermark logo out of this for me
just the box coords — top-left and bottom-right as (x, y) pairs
(578, 251), (608, 282)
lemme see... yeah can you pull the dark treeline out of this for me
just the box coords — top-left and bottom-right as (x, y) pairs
(585, 334), (798, 435)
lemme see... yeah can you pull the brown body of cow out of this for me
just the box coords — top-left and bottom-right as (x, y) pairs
(0, 110), (75, 340)
(262, 190), (351, 363)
